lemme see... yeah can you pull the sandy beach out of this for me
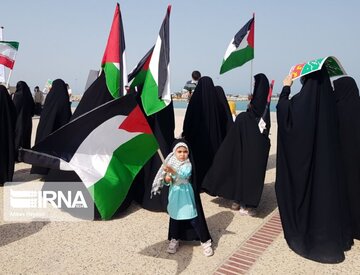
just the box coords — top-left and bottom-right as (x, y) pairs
(1, 110), (359, 274)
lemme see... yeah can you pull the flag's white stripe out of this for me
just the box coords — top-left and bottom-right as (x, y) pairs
(122, 51), (128, 94)
(113, 62), (120, 70)
(0, 30), (5, 83)
(148, 35), (162, 87)
(68, 115), (142, 188)
(0, 43), (17, 60)
(223, 31), (250, 61)
(162, 63), (171, 102)
(223, 38), (236, 60)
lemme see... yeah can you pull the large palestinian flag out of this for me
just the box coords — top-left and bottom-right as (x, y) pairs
(101, 3), (128, 98)
(220, 16), (254, 74)
(19, 94), (158, 220)
(141, 5), (171, 116)
(0, 41), (19, 69)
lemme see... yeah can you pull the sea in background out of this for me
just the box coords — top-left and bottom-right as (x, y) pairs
(71, 99), (278, 112)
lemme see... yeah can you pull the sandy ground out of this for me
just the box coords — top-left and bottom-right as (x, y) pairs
(0, 110), (359, 274)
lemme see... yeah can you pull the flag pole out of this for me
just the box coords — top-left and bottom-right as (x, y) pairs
(6, 69), (13, 89)
(249, 12), (255, 95)
(0, 26), (6, 86)
(157, 148), (165, 163)
(250, 59), (253, 94)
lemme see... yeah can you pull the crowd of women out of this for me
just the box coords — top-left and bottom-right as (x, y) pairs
(0, 66), (359, 262)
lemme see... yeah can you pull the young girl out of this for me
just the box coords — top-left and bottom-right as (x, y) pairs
(151, 139), (213, 256)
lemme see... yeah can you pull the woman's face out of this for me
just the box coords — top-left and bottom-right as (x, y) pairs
(175, 146), (189, 162)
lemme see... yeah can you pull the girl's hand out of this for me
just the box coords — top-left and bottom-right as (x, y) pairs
(164, 174), (172, 183)
(164, 165), (176, 174)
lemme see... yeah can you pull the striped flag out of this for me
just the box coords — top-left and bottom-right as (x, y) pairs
(0, 41), (19, 70)
(101, 3), (128, 98)
(19, 94), (159, 220)
(220, 16), (254, 74)
(128, 46), (154, 91)
(141, 5), (171, 116)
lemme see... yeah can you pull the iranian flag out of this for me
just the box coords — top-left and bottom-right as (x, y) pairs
(0, 41), (19, 69)
(128, 46), (154, 91)
(141, 5), (171, 116)
(101, 3), (128, 98)
(220, 15), (254, 74)
(19, 94), (159, 220)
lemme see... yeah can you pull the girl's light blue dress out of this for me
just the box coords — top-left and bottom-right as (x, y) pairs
(167, 163), (198, 220)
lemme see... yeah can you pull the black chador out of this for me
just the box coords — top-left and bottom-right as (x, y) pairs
(182, 76), (232, 188)
(13, 81), (35, 159)
(202, 73), (271, 208)
(334, 76), (360, 240)
(275, 68), (353, 263)
(31, 79), (71, 175)
(0, 85), (17, 185)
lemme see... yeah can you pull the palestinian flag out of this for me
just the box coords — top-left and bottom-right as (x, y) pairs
(141, 5), (171, 116)
(101, 3), (128, 98)
(72, 4), (127, 119)
(0, 41), (19, 69)
(128, 46), (154, 91)
(19, 94), (159, 220)
(220, 16), (254, 74)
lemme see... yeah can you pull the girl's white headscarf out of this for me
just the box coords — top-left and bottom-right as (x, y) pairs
(151, 142), (190, 197)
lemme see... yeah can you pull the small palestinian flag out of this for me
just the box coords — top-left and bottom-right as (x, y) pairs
(101, 3), (128, 98)
(141, 5), (171, 116)
(19, 94), (158, 220)
(128, 46), (154, 91)
(220, 16), (254, 74)
(258, 80), (274, 134)
(0, 41), (19, 69)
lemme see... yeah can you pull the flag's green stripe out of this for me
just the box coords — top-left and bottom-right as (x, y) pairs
(220, 46), (254, 74)
(130, 70), (147, 89)
(141, 72), (166, 116)
(103, 62), (120, 98)
(88, 133), (158, 220)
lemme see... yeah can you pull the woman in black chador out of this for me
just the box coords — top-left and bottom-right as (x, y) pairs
(31, 79), (71, 175)
(333, 76), (360, 240)
(13, 81), (35, 159)
(0, 85), (17, 185)
(202, 73), (271, 215)
(275, 69), (353, 263)
(182, 76), (232, 188)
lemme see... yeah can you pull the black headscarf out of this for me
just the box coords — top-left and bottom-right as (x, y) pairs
(182, 76), (232, 188)
(31, 79), (71, 175)
(275, 67), (353, 263)
(13, 81), (35, 158)
(202, 73), (271, 207)
(0, 85), (17, 185)
(167, 139), (211, 242)
(333, 76), (360, 240)
(215, 85), (234, 132)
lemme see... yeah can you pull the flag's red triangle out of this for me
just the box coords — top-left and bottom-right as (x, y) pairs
(101, 4), (120, 64)
(119, 105), (153, 134)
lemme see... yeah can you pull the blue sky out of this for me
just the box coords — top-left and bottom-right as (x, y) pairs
(1, 0), (359, 95)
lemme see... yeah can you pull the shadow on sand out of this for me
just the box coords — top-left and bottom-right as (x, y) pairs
(0, 221), (49, 247)
(266, 154), (276, 171)
(139, 211), (235, 275)
(209, 181), (278, 219)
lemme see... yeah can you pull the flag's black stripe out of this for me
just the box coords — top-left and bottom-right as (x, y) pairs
(19, 148), (61, 170)
(233, 17), (254, 48)
(158, 7), (170, 98)
(30, 94), (137, 162)
(128, 46), (154, 82)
